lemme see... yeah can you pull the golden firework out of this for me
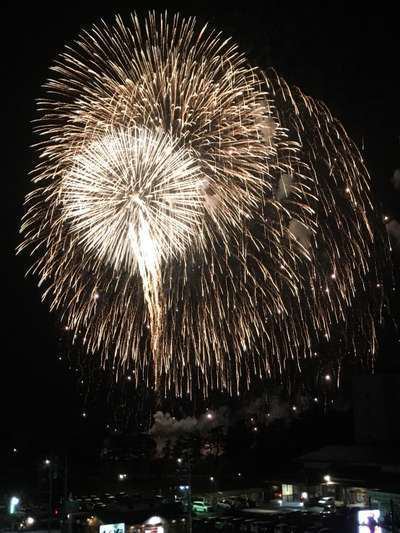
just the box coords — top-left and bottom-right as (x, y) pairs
(19, 13), (389, 395)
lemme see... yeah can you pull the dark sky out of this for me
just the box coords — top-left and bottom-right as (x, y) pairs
(1, 1), (399, 466)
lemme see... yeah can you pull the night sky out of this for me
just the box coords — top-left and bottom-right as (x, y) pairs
(1, 1), (399, 467)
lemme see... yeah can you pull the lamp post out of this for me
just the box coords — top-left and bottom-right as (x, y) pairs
(44, 460), (52, 533)
(9, 496), (20, 531)
(9, 496), (20, 515)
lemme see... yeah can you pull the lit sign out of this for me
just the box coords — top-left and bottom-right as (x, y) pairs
(100, 524), (125, 533)
(357, 510), (381, 532)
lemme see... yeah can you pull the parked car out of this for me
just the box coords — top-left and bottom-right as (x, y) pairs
(317, 497), (335, 508)
(274, 524), (290, 533)
(192, 500), (213, 513)
(217, 498), (235, 510)
(240, 519), (256, 532)
(318, 496), (335, 505)
(250, 520), (274, 532)
(215, 516), (235, 530)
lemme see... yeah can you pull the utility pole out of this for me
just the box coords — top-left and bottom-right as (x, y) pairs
(63, 456), (68, 504)
(47, 462), (53, 533)
(186, 460), (192, 533)
(177, 454), (192, 533)
(390, 499), (396, 533)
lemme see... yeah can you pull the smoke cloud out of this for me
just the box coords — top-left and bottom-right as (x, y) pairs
(149, 408), (230, 456)
(386, 219), (400, 248)
(288, 219), (312, 250)
(276, 173), (293, 201)
(391, 168), (400, 191)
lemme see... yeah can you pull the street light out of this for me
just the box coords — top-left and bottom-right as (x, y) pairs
(146, 516), (162, 526)
(9, 497), (20, 514)
(43, 459), (53, 533)
(209, 476), (215, 482)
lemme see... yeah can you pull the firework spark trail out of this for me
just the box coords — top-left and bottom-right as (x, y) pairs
(19, 13), (390, 395)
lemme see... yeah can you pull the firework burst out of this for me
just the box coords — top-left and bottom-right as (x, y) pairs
(20, 13), (390, 395)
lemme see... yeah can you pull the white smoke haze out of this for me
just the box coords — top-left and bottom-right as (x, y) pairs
(238, 397), (266, 426)
(149, 392), (345, 457)
(391, 168), (400, 191)
(267, 395), (291, 422)
(149, 411), (196, 456)
(288, 218), (312, 250)
(240, 394), (293, 425)
(260, 115), (278, 145)
(198, 177), (220, 211)
(276, 173), (293, 201)
(253, 105), (278, 147)
(386, 218), (400, 248)
(149, 408), (230, 456)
